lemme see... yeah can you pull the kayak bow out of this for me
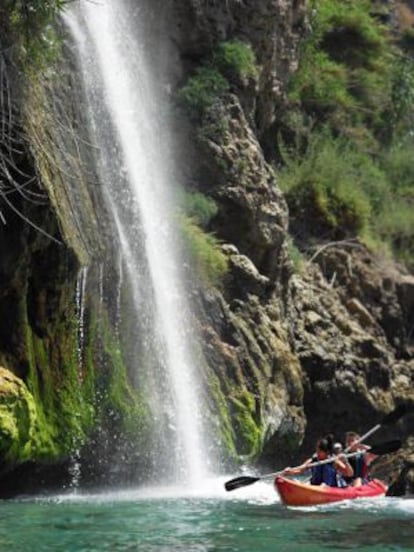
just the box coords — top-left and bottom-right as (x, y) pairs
(275, 476), (387, 507)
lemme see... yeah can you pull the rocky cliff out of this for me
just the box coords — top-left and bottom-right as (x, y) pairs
(167, 0), (414, 483)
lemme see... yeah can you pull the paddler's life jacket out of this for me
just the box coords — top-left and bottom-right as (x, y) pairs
(310, 454), (338, 487)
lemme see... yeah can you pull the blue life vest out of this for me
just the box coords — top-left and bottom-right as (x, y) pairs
(310, 456), (338, 487)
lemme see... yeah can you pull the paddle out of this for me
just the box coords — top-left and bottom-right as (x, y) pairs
(344, 404), (407, 453)
(224, 440), (401, 492)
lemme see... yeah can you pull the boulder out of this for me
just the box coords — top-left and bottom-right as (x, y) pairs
(0, 366), (38, 464)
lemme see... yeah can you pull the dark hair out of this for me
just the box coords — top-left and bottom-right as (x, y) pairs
(317, 434), (334, 454)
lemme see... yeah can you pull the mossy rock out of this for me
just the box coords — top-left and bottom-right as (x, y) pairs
(0, 367), (39, 462)
(229, 391), (262, 460)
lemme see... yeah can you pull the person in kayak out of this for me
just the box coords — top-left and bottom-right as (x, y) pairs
(282, 436), (353, 487)
(343, 431), (377, 486)
(332, 442), (350, 487)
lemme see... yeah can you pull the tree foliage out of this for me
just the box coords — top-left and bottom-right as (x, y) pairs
(0, 0), (69, 67)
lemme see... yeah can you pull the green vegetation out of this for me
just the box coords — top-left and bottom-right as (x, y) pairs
(0, 0), (67, 68)
(179, 215), (228, 287)
(212, 40), (258, 81)
(177, 191), (227, 286)
(0, 294), (97, 463)
(25, 323), (95, 460)
(289, 0), (394, 137)
(208, 374), (239, 463)
(181, 191), (219, 227)
(0, 283), (150, 466)
(279, 129), (387, 240)
(178, 39), (258, 118)
(208, 374), (263, 464)
(178, 67), (230, 116)
(286, 237), (305, 274)
(229, 391), (261, 459)
(0, 367), (40, 462)
(401, 27), (414, 54)
(277, 0), (414, 269)
(379, 140), (414, 266)
(94, 311), (150, 441)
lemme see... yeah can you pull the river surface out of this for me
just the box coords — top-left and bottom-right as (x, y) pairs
(0, 477), (412, 551)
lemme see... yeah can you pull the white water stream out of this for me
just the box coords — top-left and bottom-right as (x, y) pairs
(65, 0), (208, 485)
(75, 266), (88, 369)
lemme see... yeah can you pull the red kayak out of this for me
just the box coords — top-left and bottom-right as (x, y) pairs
(275, 476), (387, 506)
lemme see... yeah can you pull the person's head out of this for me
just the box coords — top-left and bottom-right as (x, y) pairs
(333, 442), (343, 454)
(345, 431), (360, 450)
(316, 437), (332, 460)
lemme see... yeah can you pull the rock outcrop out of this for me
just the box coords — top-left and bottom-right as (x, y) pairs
(286, 247), (414, 456)
(167, 0), (414, 483)
(170, 0), (307, 133)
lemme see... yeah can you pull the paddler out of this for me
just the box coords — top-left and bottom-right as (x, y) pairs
(282, 436), (354, 487)
(342, 431), (377, 487)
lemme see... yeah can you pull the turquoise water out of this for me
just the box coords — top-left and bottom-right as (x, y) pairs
(0, 478), (412, 551)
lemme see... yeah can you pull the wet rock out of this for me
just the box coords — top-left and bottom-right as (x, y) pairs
(0, 366), (38, 465)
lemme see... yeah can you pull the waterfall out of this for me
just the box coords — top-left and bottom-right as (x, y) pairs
(75, 266), (88, 370)
(64, 0), (209, 485)
(70, 266), (89, 491)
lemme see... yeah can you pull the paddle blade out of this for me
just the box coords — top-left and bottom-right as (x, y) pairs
(224, 475), (260, 492)
(380, 405), (407, 426)
(370, 439), (402, 455)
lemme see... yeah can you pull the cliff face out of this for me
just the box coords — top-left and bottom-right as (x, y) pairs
(0, 25), (150, 491)
(159, 0), (310, 464)
(0, 0), (413, 493)
(170, 0), (307, 133)
(165, 0), (414, 479)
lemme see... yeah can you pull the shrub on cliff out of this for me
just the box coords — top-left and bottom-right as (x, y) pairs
(278, 0), (414, 268)
(212, 40), (258, 82)
(177, 39), (257, 119)
(179, 215), (228, 287)
(181, 191), (218, 228)
(289, 0), (394, 139)
(178, 67), (230, 117)
(278, 129), (387, 240)
(377, 141), (414, 268)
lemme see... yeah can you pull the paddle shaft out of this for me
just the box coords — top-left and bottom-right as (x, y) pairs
(344, 405), (407, 453)
(344, 423), (380, 453)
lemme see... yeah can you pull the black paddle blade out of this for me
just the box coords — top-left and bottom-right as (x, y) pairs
(370, 439), (402, 455)
(381, 404), (407, 426)
(224, 475), (260, 492)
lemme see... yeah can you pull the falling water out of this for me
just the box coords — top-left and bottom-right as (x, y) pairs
(75, 266), (88, 369)
(71, 265), (89, 489)
(64, 1), (208, 485)
(114, 253), (123, 339)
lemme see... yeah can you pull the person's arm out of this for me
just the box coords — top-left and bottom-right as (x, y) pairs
(364, 451), (377, 466)
(358, 443), (377, 466)
(282, 458), (312, 476)
(334, 455), (354, 477)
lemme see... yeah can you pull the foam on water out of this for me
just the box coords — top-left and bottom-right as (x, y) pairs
(291, 495), (414, 516)
(25, 475), (278, 506)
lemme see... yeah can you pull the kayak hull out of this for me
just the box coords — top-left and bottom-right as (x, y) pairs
(275, 476), (387, 507)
